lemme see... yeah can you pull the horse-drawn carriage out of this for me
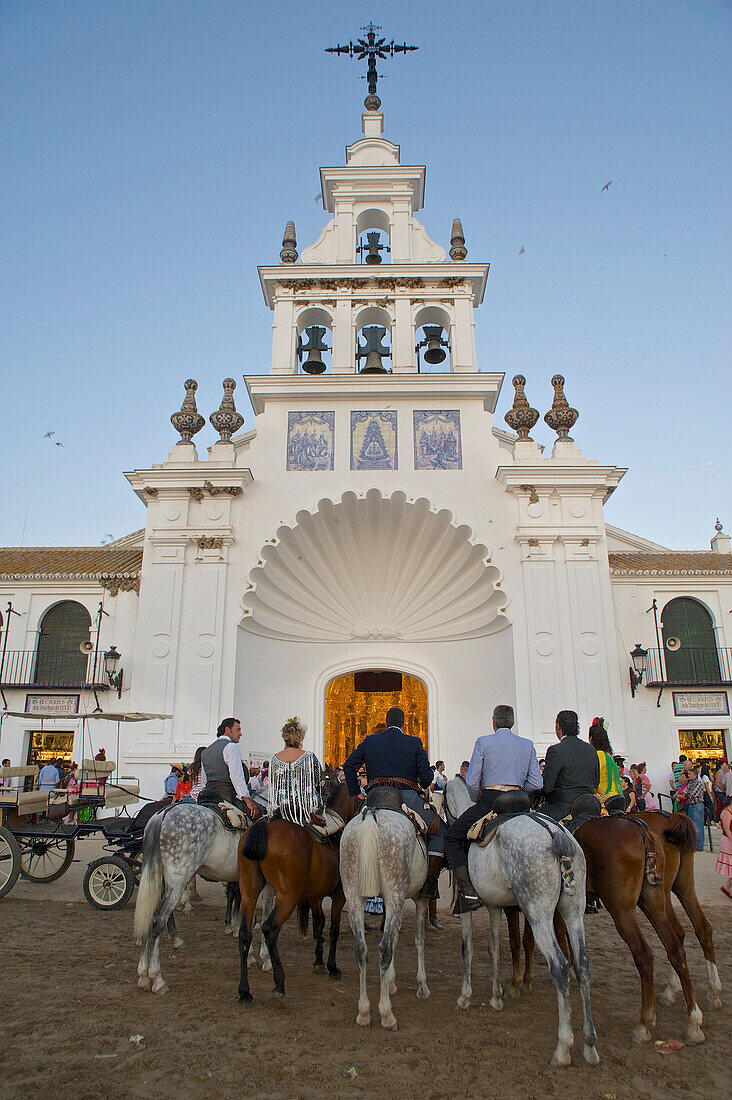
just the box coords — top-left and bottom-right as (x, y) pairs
(0, 710), (169, 909)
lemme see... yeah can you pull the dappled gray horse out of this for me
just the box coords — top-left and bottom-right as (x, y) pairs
(456, 811), (599, 1067)
(339, 806), (429, 1030)
(135, 802), (271, 994)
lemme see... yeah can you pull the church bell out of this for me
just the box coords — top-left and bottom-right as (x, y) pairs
(421, 325), (448, 365)
(298, 325), (330, 374)
(356, 325), (390, 374)
(357, 230), (389, 266)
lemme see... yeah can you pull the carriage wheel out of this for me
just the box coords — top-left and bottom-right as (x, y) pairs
(0, 826), (22, 899)
(18, 836), (75, 883)
(83, 856), (136, 910)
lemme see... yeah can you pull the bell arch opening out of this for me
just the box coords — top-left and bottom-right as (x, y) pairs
(324, 669), (428, 770)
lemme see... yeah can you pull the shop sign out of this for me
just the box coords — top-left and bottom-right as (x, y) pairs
(24, 694), (80, 716)
(672, 691), (729, 717)
(678, 730), (726, 752)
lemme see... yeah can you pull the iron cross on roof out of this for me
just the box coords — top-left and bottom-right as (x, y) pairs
(326, 22), (418, 111)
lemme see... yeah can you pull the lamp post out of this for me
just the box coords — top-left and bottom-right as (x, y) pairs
(629, 643), (648, 698)
(104, 645), (124, 698)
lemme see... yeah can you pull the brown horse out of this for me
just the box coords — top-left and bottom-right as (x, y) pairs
(517, 813), (705, 1045)
(236, 780), (359, 1003)
(637, 811), (721, 1009)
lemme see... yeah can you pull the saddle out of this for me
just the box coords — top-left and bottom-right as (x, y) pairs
(466, 791), (533, 846)
(566, 796), (663, 885)
(565, 795), (604, 834)
(304, 808), (346, 843)
(364, 787), (433, 839)
(195, 793), (252, 831)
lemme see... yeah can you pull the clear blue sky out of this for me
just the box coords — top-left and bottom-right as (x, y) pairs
(3, 0), (730, 549)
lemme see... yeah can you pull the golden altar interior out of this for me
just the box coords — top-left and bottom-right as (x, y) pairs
(324, 672), (428, 768)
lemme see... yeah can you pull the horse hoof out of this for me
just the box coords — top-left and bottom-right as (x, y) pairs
(508, 985), (521, 1000)
(313, 963), (326, 973)
(328, 968), (342, 981)
(524, 982), (533, 994)
(550, 1049), (572, 1067)
(388, 981), (397, 996)
(238, 992), (253, 1005)
(381, 1017), (398, 1031)
(137, 976), (151, 991)
(686, 1025), (705, 1045)
(172, 937), (186, 950)
(223, 925), (232, 936)
(489, 998), (504, 1012)
(356, 1014), (371, 1028)
(456, 996), (471, 1010)
(583, 1045), (600, 1066)
(262, 960), (272, 973)
(708, 994), (722, 1010)
(631, 1025), (652, 1044)
(416, 985), (430, 1000)
(152, 979), (169, 995)
(271, 989), (285, 1002)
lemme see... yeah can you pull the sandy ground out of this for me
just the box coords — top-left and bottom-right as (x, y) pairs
(0, 843), (730, 1100)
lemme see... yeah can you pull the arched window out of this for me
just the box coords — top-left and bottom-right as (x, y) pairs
(35, 601), (92, 686)
(661, 597), (720, 683)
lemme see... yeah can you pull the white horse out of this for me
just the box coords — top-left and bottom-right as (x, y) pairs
(456, 810), (599, 1067)
(134, 803), (271, 994)
(339, 804), (430, 1030)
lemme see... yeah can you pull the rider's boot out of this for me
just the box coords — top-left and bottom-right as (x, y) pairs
(418, 854), (443, 899)
(453, 864), (482, 914)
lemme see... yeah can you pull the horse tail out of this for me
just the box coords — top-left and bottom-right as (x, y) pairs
(241, 818), (269, 862)
(356, 812), (381, 898)
(663, 813), (696, 852)
(298, 901), (310, 937)
(550, 826), (577, 861)
(133, 812), (164, 941)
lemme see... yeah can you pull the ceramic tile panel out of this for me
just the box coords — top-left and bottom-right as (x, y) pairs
(286, 411), (335, 471)
(413, 410), (462, 470)
(350, 410), (398, 470)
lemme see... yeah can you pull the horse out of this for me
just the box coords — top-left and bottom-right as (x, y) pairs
(636, 811), (721, 1010)
(518, 811), (705, 1046)
(338, 793), (433, 1031)
(236, 779), (359, 1004)
(456, 812), (599, 1067)
(134, 801), (272, 994)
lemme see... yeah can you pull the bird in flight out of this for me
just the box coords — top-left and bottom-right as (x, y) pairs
(55, 442), (64, 448)
(43, 431), (55, 439)
(601, 180), (613, 192)
(518, 245), (525, 255)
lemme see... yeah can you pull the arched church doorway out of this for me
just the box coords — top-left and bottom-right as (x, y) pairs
(324, 670), (428, 769)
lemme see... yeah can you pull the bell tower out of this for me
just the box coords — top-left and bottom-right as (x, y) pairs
(258, 27), (490, 379)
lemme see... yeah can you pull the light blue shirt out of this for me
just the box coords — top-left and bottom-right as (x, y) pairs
(465, 727), (543, 801)
(164, 772), (179, 795)
(37, 764), (60, 790)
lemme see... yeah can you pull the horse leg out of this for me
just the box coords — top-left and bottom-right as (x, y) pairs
(136, 937), (151, 990)
(638, 887), (704, 1045)
(604, 898), (656, 1043)
(557, 893), (599, 1065)
(347, 892), (371, 1026)
(262, 893), (297, 1000)
(189, 873), (201, 901)
(326, 885), (345, 980)
(224, 882), (239, 935)
(147, 884), (185, 995)
(237, 877), (262, 1005)
(488, 906), (504, 1011)
(377, 904), (402, 1030)
(528, 913), (573, 1066)
(414, 896), (430, 999)
(177, 883), (193, 913)
(259, 884), (274, 972)
(166, 913), (185, 950)
(312, 901), (326, 971)
(506, 908), (522, 997)
(522, 918), (535, 992)
(456, 912), (473, 1009)
(672, 855), (721, 1009)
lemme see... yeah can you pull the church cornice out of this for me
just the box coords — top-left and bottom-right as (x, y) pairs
(243, 372), (504, 414)
(258, 265), (489, 308)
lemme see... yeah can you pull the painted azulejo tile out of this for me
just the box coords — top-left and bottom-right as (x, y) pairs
(350, 410), (398, 471)
(286, 411), (335, 471)
(413, 410), (462, 470)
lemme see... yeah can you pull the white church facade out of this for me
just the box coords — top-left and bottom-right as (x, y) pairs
(2, 103), (731, 800)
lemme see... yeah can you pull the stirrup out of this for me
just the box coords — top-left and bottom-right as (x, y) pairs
(453, 889), (481, 914)
(418, 875), (439, 900)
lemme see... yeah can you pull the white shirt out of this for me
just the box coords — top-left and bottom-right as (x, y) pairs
(221, 737), (251, 799)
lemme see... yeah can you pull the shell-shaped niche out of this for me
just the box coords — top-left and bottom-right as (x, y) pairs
(241, 489), (509, 642)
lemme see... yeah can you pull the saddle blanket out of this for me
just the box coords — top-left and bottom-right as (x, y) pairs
(467, 809), (562, 847)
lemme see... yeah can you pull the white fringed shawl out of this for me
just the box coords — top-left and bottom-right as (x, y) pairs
(267, 751), (324, 826)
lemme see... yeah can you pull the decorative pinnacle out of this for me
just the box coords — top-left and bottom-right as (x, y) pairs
(280, 221), (298, 264)
(170, 379), (205, 444)
(326, 23), (418, 111)
(504, 375), (539, 441)
(210, 378), (244, 443)
(544, 375), (579, 441)
(450, 218), (467, 262)
(715, 517), (724, 534)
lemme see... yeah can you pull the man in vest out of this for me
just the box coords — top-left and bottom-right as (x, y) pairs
(200, 717), (259, 818)
(444, 704), (543, 912)
(343, 706), (445, 900)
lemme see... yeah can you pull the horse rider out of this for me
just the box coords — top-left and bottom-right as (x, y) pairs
(343, 706), (446, 900)
(540, 709), (600, 821)
(199, 717), (260, 819)
(444, 704), (543, 912)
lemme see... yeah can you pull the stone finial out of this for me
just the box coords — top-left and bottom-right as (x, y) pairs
(544, 374), (579, 441)
(170, 379), (205, 443)
(711, 518), (731, 554)
(449, 218), (467, 262)
(280, 221), (298, 264)
(715, 517), (723, 534)
(504, 375), (539, 440)
(364, 93), (381, 112)
(210, 377), (244, 442)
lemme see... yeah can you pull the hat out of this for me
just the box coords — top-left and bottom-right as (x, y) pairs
(171, 763), (184, 774)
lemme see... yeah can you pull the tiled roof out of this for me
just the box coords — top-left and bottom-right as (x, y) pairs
(609, 551), (732, 576)
(0, 543), (143, 586)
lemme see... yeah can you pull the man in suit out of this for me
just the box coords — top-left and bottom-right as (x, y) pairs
(444, 704), (543, 911)
(541, 709), (600, 820)
(343, 706), (445, 899)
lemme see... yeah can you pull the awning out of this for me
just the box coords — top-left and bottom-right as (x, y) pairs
(1, 711), (172, 722)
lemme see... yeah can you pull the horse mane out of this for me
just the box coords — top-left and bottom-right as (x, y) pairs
(326, 778), (344, 807)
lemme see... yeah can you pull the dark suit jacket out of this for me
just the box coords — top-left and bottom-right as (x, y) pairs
(542, 735), (600, 808)
(343, 726), (433, 797)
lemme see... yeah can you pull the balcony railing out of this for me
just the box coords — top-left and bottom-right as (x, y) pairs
(0, 650), (108, 689)
(645, 646), (732, 686)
